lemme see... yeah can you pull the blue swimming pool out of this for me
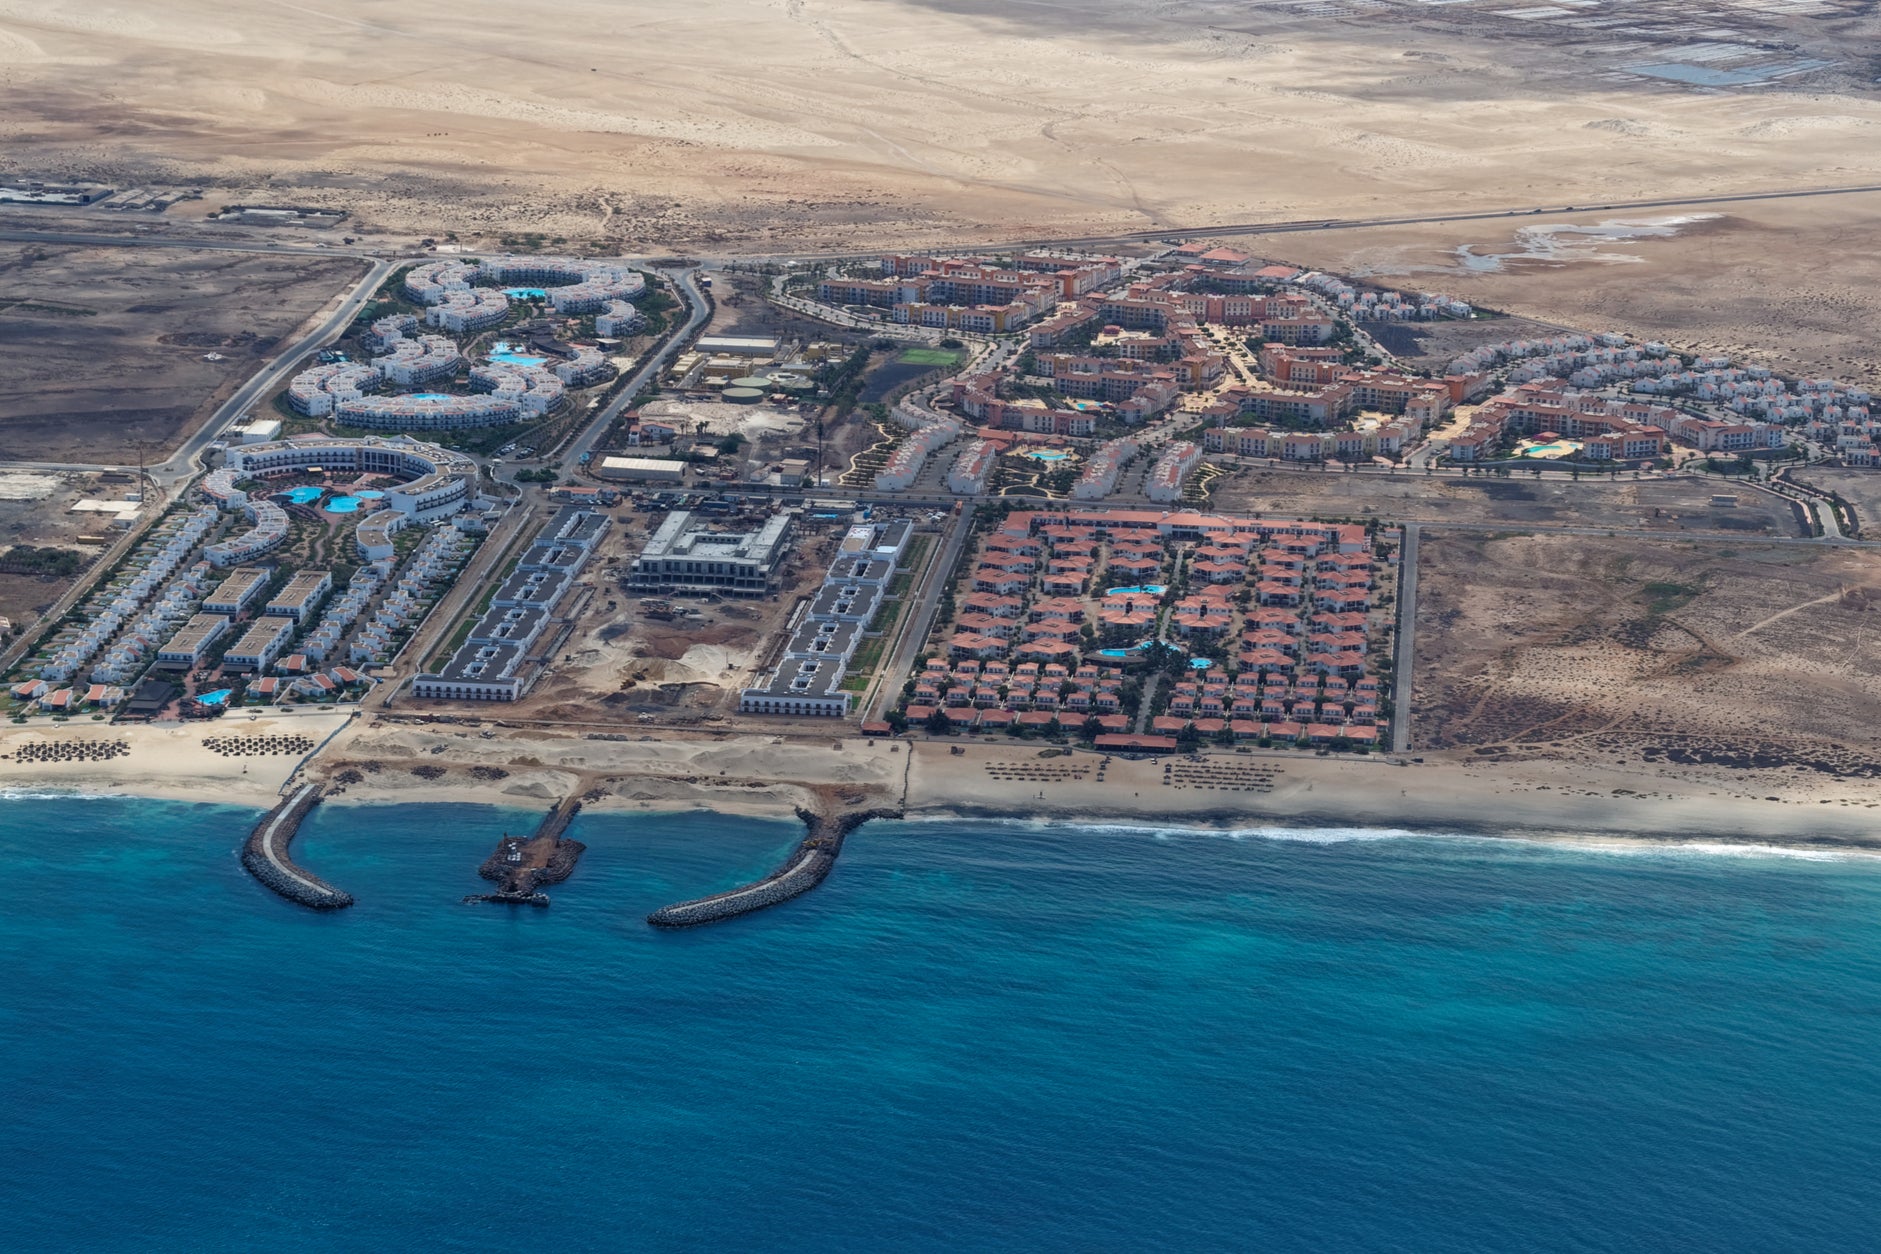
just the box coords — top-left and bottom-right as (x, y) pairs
(503, 287), (547, 300)
(489, 340), (548, 368)
(1097, 642), (1153, 657)
(281, 486), (325, 505)
(411, 393), (454, 401)
(353, 489), (387, 500)
(1105, 584), (1167, 597)
(1189, 657), (1214, 670)
(1022, 449), (1071, 462)
(196, 689), (233, 705)
(326, 496), (364, 513)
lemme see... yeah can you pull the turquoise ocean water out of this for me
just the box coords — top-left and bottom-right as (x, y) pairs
(6, 796), (1881, 1251)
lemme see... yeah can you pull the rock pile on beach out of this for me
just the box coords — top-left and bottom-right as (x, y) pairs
(6, 740), (130, 764)
(203, 734), (316, 757)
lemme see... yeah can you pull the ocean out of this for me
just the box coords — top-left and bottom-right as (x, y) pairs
(6, 797), (1881, 1251)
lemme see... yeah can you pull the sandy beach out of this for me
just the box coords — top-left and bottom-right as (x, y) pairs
(5, 716), (1876, 850)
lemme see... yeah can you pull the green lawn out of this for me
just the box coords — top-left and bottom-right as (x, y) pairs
(899, 348), (962, 367)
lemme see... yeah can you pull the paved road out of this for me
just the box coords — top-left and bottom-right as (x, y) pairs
(0, 225), (377, 259)
(865, 509), (972, 722)
(562, 267), (711, 469)
(1391, 523), (1419, 755)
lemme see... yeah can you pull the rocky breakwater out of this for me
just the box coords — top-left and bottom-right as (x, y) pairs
(646, 806), (899, 928)
(242, 783), (355, 910)
(463, 798), (586, 906)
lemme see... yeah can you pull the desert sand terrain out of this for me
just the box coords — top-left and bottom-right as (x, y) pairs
(1414, 531), (1881, 780)
(4, 3), (1879, 367)
(1, 0), (1877, 251)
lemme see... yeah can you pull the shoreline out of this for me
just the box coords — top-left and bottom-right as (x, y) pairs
(2, 719), (1876, 852)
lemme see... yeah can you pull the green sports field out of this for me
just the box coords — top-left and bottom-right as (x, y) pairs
(898, 348), (962, 366)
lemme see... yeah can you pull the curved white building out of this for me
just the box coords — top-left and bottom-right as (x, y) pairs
(371, 331), (461, 387)
(210, 437), (481, 562)
(552, 344), (612, 387)
(595, 299), (643, 337)
(470, 361), (566, 417)
(479, 257), (645, 313)
(287, 362), (379, 417)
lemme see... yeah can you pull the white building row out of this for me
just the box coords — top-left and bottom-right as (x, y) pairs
(1071, 438), (1138, 500)
(1145, 441), (1203, 503)
(37, 508), (220, 683)
(874, 417), (965, 492)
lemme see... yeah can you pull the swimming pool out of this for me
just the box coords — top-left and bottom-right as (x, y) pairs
(1189, 657), (1214, 670)
(503, 287), (547, 300)
(1022, 449), (1072, 463)
(1105, 585), (1167, 597)
(1097, 642), (1153, 657)
(353, 489), (387, 500)
(411, 393), (455, 401)
(325, 496), (364, 513)
(196, 689), (233, 705)
(1519, 439), (1584, 460)
(489, 340), (548, 367)
(281, 486), (325, 505)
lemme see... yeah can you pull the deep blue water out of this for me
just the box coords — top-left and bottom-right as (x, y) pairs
(6, 797), (1881, 1251)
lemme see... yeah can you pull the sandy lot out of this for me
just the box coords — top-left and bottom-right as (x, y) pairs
(1211, 466), (1806, 537)
(1413, 530), (1881, 780)
(0, 243), (364, 462)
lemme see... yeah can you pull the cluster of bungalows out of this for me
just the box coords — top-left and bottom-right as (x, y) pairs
(1154, 524), (1386, 746)
(299, 566), (383, 665)
(739, 519), (913, 717)
(911, 508), (1384, 745)
(1444, 383), (1680, 463)
(904, 657), (1135, 736)
(10, 680), (126, 713)
(350, 526), (476, 667)
(245, 664), (372, 705)
(412, 506), (610, 701)
(1151, 662), (1383, 747)
(1287, 269), (1472, 321)
(874, 416), (966, 492)
(35, 507), (220, 684)
(1449, 333), (1693, 391)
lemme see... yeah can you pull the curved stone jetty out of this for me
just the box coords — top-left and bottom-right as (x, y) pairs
(242, 783), (355, 910)
(647, 807), (898, 928)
